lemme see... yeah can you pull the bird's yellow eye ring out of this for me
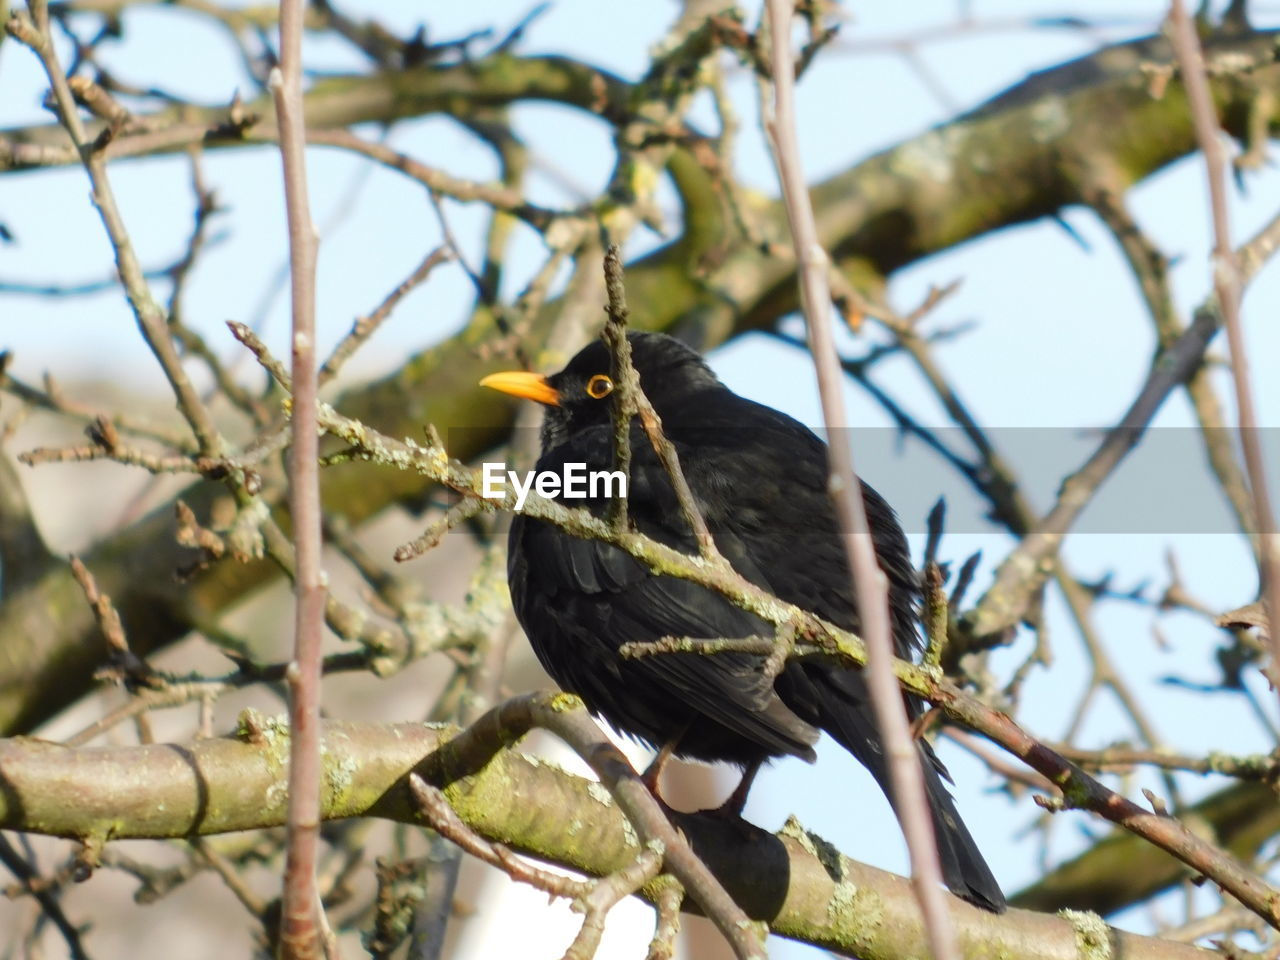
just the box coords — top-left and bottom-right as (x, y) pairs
(585, 374), (614, 399)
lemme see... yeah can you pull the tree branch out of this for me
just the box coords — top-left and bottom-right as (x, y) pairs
(0, 716), (1222, 960)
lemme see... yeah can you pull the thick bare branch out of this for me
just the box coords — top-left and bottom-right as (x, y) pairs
(0, 717), (1222, 960)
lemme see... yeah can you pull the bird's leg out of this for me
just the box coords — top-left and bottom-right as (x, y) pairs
(708, 760), (762, 819)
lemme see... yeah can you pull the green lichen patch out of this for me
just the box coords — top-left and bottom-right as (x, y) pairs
(779, 814), (843, 882)
(549, 692), (585, 713)
(825, 879), (884, 944)
(1058, 908), (1113, 960)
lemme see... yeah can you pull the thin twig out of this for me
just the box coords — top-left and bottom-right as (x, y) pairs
(319, 246), (454, 386)
(64, 680), (231, 747)
(423, 692), (768, 960)
(599, 247), (717, 555)
(923, 563), (948, 670)
(68, 555), (128, 656)
(646, 877), (684, 960)
(269, 0), (328, 954)
(190, 836), (269, 917)
(393, 499), (486, 563)
(1055, 572), (1184, 808)
(11, 3), (224, 459)
(0, 835), (89, 960)
(1168, 0), (1280, 722)
(965, 306), (1220, 640)
(409, 775), (585, 898)
(1086, 183), (1258, 554)
(944, 729), (1057, 793)
(760, 4), (959, 957)
(409, 774), (666, 960)
(601, 246), (635, 531)
(1051, 741), (1280, 780)
(0, 368), (194, 451)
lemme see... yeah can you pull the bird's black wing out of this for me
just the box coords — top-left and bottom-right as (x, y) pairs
(677, 401), (920, 655)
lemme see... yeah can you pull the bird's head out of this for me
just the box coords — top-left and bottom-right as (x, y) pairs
(480, 332), (722, 449)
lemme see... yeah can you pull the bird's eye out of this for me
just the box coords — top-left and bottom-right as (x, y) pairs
(585, 374), (614, 399)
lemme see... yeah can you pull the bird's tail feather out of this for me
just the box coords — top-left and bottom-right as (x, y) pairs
(918, 744), (1006, 912)
(783, 670), (1003, 911)
(801, 668), (1006, 911)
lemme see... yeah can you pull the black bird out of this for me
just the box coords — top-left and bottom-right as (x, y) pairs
(481, 332), (1005, 912)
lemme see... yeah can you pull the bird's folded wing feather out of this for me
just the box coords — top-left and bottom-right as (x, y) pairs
(513, 518), (818, 757)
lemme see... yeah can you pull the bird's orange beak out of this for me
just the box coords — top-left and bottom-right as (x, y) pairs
(479, 370), (561, 406)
